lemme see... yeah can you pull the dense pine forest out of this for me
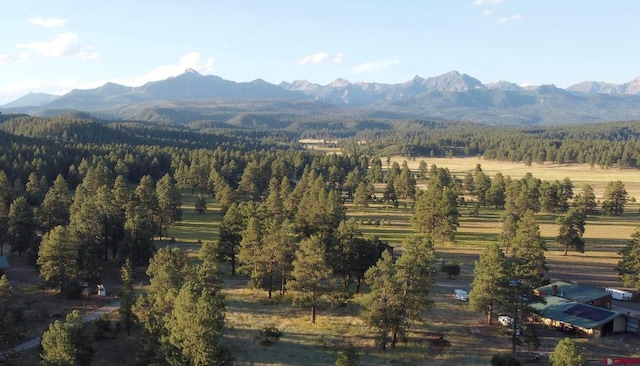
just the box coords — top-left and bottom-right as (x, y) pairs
(0, 111), (639, 365)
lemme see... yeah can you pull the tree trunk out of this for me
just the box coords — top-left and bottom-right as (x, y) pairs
(356, 277), (361, 294)
(391, 326), (398, 349)
(487, 304), (493, 325)
(564, 245), (568, 256)
(311, 293), (317, 324)
(231, 256), (236, 276)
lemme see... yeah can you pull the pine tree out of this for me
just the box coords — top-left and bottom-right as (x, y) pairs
(469, 242), (509, 324)
(119, 258), (137, 336)
(602, 180), (628, 216)
(38, 174), (72, 234)
(556, 207), (586, 255)
(511, 210), (547, 286)
(549, 338), (587, 366)
(40, 310), (94, 366)
(8, 196), (37, 257)
(290, 235), (335, 324)
(618, 226), (640, 292)
(156, 174), (182, 236)
(411, 184), (459, 243)
(165, 282), (227, 366)
(37, 225), (79, 291)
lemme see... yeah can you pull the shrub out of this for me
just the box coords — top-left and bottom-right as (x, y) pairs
(61, 280), (83, 299)
(336, 343), (360, 366)
(443, 261), (461, 279)
(490, 354), (521, 366)
(259, 326), (283, 346)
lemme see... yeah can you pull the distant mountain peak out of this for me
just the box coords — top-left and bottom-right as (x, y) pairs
(182, 68), (201, 76)
(330, 78), (351, 88)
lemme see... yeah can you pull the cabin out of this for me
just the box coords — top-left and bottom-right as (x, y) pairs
(0, 256), (8, 277)
(531, 295), (627, 337)
(535, 281), (611, 309)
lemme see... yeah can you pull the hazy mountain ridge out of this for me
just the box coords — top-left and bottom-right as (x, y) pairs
(3, 69), (640, 126)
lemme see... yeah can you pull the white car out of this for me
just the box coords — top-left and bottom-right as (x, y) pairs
(454, 289), (468, 301)
(498, 316), (522, 335)
(498, 315), (513, 327)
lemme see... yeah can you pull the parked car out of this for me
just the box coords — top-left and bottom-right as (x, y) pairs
(498, 315), (521, 335)
(498, 315), (513, 327)
(454, 289), (468, 301)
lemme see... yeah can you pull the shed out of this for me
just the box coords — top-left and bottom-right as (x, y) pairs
(531, 295), (626, 337)
(0, 256), (8, 277)
(535, 281), (611, 309)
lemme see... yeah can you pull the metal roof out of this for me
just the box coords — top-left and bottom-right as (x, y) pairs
(536, 281), (609, 303)
(0, 256), (8, 269)
(531, 295), (623, 330)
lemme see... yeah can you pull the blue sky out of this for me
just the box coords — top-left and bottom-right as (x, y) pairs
(1, 0), (639, 104)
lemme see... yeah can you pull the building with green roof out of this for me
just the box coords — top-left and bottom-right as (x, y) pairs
(535, 281), (611, 309)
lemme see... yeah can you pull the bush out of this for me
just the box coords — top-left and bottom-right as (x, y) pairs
(491, 354), (521, 366)
(336, 343), (360, 366)
(259, 326), (283, 346)
(443, 262), (461, 279)
(61, 280), (83, 299)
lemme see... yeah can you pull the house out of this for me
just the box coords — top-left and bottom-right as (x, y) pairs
(535, 281), (611, 309)
(531, 295), (626, 337)
(0, 256), (8, 277)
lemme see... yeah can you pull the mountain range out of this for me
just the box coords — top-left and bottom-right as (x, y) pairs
(3, 69), (640, 126)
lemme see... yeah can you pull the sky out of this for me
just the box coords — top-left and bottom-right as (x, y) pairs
(1, 0), (640, 104)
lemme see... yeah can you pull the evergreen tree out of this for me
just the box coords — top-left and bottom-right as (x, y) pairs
(511, 210), (547, 287)
(469, 242), (509, 324)
(363, 235), (435, 350)
(411, 184), (459, 243)
(165, 282), (227, 366)
(290, 235), (335, 324)
(217, 203), (246, 276)
(37, 225), (79, 291)
(573, 184), (597, 216)
(40, 310), (94, 366)
(38, 174), (72, 234)
(123, 202), (156, 266)
(0, 274), (18, 350)
(602, 180), (628, 216)
(194, 195), (207, 213)
(8, 196), (37, 257)
(618, 226), (640, 292)
(119, 258), (137, 336)
(486, 172), (506, 208)
(549, 338), (587, 366)
(556, 207), (586, 255)
(156, 174), (182, 237)
(0, 201), (8, 256)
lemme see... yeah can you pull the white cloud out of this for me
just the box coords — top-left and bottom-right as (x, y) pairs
(18, 32), (99, 60)
(298, 52), (344, 65)
(482, 10), (493, 15)
(474, 0), (504, 5)
(0, 55), (16, 64)
(29, 17), (67, 27)
(127, 52), (215, 86)
(498, 14), (523, 23)
(353, 59), (401, 74)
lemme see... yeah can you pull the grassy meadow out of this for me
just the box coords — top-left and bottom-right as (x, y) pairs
(161, 156), (640, 365)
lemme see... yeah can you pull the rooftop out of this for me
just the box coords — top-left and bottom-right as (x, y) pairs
(531, 295), (622, 330)
(536, 281), (609, 303)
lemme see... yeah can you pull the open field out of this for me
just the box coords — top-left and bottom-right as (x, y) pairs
(390, 156), (640, 200)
